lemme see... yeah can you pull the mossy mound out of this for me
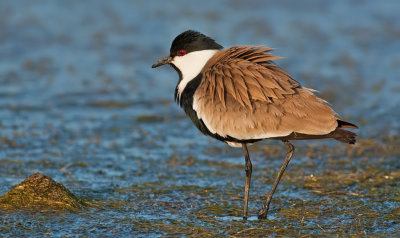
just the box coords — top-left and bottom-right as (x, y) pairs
(0, 173), (87, 211)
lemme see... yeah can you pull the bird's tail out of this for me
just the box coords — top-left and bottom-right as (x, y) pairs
(332, 119), (358, 144)
(272, 120), (358, 144)
(330, 128), (357, 144)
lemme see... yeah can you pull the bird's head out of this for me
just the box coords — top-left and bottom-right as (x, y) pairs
(152, 30), (223, 70)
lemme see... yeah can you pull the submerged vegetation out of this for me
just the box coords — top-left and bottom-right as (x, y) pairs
(1, 138), (398, 236)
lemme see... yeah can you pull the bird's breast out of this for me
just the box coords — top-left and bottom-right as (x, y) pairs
(172, 49), (219, 100)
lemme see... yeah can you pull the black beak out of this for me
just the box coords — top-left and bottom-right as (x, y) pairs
(152, 56), (172, 68)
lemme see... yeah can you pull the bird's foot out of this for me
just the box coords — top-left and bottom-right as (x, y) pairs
(257, 205), (269, 219)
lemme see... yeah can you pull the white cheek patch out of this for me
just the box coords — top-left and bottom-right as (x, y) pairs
(172, 49), (219, 99)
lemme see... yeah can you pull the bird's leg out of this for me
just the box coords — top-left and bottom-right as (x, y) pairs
(242, 143), (252, 220)
(258, 140), (295, 219)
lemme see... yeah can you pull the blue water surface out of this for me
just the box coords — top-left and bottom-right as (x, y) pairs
(0, 0), (399, 236)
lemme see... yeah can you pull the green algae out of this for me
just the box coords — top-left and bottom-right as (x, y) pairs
(89, 101), (132, 108)
(0, 173), (88, 211)
(136, 115), (165, 123)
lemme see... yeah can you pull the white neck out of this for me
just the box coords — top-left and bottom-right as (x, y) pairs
(172, 49), (219, 99)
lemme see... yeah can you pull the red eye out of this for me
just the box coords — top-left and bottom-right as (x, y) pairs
(178, 49), (187, 56)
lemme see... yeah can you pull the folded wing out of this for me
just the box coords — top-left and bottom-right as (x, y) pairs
(193, 46), (339, 140)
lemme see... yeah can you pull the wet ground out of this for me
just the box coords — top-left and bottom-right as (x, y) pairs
(0, 0), (399, 236)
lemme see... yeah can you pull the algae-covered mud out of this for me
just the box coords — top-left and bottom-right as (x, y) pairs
(0, 173), (87, 211)
(0, 0), (399, 236)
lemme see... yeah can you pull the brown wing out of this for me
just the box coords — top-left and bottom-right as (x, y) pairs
(200, 46), (300, 108)
(193, 46), (338, 140)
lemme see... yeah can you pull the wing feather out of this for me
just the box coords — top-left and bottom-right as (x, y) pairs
(215, 72), (225, 107)
(193, 46), (338, 140)
(223, 73), (237, 101)
(200, 46), (301, 107)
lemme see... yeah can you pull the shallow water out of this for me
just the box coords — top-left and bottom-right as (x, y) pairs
(0, 0), (399, 236)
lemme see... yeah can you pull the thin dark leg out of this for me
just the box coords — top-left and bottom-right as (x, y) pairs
(258, 140), (295, 219)
(242, 143), (252, 220)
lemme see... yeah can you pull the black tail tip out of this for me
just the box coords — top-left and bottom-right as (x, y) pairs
(333, 128), (357, 144)
(337, 119), (359, 129)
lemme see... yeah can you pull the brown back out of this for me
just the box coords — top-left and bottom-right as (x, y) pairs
(193, 46), (339, 140)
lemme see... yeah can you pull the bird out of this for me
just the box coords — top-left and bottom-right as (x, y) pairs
(152, 30), (358, 220)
